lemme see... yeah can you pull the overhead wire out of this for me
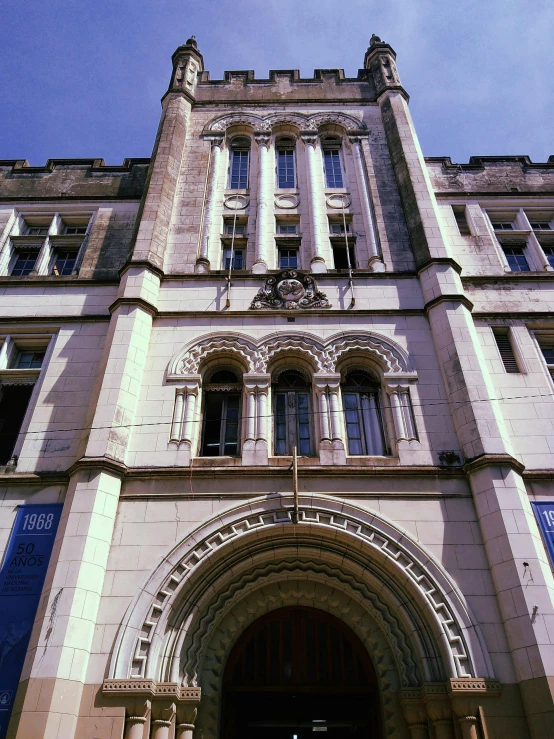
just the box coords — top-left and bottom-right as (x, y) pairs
(4, 388), (554, 439)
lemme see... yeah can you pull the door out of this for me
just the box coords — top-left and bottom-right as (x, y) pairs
(221, 607), (381, 739)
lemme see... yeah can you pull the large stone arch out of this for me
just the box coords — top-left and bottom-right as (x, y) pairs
(167, 330), (415, 378)
(109, 495), (494, 690)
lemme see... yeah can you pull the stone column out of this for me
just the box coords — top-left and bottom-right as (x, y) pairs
(350, 135), (384, 271)
(314, 374), (346, 465)
(256, 386), (269, 445)
(151, 700), (176, 739)
(196, 135), (224, 273)
(385, 382), (417, 442)
(301, 133), (327, 272)
(175, 696), (200, 739)
(425, 700), (454, 739)
(253, 133), (271, 273)
(401, 690), (430, 739)
(170, 387), (186, 442)
(245, 387), (257, 444)
(182, 384), (199, 445)
(242, 373), (270, 465)
(317, 388), (331, 443)
(124, 698), (151, 739)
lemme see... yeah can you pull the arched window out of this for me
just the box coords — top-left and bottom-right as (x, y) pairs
(228, 137), (251, 190)
(342, 371), (387, 455)
(273, 370), (312, 456)
(201, 369), (241, 456)
(321, 135), (344, 188)
(276, 137), (296, 189)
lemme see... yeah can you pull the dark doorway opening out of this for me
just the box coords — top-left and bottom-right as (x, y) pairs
(221, 606), (381, 739)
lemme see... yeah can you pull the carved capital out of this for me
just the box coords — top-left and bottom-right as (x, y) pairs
(313, 372), (342, 392)
(254, 132), (271, 149)
(205, 135), (224, 150)
(300, 132), (318, 147)
(401, 689), (428, 728)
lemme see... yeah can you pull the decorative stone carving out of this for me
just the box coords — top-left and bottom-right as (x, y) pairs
(113, 497), (491, 683)
(274, 193), (299, 209)
(326, 193), (351, 209)
(223, 194), (249, 210)
(167, 329), (416, 378)
(205, 111), (366, 135)
(250, 270), (331, 310)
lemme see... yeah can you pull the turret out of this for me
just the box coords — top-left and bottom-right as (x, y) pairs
(364, 34), (404, 98)
(169, 35), (204, 99)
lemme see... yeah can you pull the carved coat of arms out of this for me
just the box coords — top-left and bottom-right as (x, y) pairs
(250, 270), (331, 310)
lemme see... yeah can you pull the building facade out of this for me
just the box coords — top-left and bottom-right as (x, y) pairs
(1, 33), (554, 739)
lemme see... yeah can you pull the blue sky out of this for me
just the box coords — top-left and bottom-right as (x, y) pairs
(1, 0), (553, 165)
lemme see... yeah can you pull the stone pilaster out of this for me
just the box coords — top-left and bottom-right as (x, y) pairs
(253, 133), (272, 273)
(301, 133), (327, 272)
(196, 135), (224, 272)
(314, 373), (346, 465)
(131, 37), (203, 270)
(242, 373), (270, 465)
(349, 134), (384, 270)
(374, 36), (554, 736)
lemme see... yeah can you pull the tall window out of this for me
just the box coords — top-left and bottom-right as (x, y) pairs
(342, 371), (387, 456)
(322, 137), (344, 188)
(274, 371), (312, 456)
(276, 138), (296, 188)
(228, 137), (251, 189)
(201, 369), (241, 456)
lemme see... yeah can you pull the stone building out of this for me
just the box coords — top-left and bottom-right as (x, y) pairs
(1, 32), (554, 739)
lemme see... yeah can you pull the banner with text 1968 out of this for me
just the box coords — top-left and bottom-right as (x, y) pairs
(0, 503), (63, 739)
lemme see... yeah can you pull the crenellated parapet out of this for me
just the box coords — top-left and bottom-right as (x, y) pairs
(427, 155), (554, 193)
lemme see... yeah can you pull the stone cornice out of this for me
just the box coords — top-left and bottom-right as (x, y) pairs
(102, 679), (201, 702)
(424, 294), (474, 314)
(109, 297), (157, 317)
(119, 260), (165, 280)
(463, 453), (525, 476)
(67, 456), (127, 478)
(417, 257), (463, 275)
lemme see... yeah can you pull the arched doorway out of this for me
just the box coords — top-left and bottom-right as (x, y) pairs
(221, 606), (381, 738)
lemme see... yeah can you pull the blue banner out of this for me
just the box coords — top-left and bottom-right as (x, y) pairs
(531, 502), (554, 569)
(0, 503), (63, 739)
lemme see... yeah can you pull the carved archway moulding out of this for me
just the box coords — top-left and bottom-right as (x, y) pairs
(108, 495), (494, 689)
(203, 111), (367, 134)
(166, 330), (415, 378)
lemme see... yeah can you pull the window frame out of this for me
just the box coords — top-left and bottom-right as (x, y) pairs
(10, 249), (39, 276)
(341, 372), (388, 456)
(276, 141), (296, 189)
(502, 246), (530, 272)
(322, 147), (344, 189)
(200, 369), (243, 457)
(273, 371), (313, 456)
(228, 138), (251, 190)
(278, 248), (299, 269)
